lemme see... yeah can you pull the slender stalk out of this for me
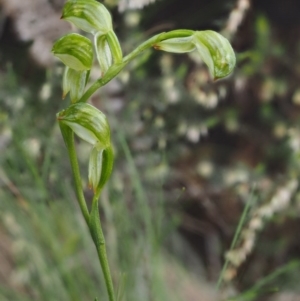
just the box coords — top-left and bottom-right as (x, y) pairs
(90, 188), (116, 301)
(78, 29), (194, 103)
(78, 63), (126, 103)
(65, 131), (90, 224)
(60, 123), (115, 300)
(122, 29), (194, 64)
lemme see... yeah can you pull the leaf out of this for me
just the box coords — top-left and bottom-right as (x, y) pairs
(98, 145), (114, 191)
(89, 194), (104, 249)
(88, 146), (103, 192)
(88, 144), (114, 192)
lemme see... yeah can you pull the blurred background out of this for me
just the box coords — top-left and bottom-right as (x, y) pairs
(1, 0), (300, 300)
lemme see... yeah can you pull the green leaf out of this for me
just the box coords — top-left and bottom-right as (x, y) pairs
(89, 193), (104, 249)
(57, 103), (111, 148)
(52, 33), (93, 71)
(88, 144), (114, 192)
(88, 145), (103, 192)
(62, 0), (112, 35)
(193, 30), (236, 79)
(98, 145), (114, 190)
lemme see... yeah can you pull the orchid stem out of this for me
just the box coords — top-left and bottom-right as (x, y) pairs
(89, 188), (116, 301)
(78, 29), (193, 103)
(65, 131), (90, 224)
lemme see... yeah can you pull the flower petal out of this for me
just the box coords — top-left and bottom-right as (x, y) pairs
(57, 103), (111, 148)
(193, 31), (236, 79)
(62, 0), (112, 35)
(63, 67), (89, 102)
(52, 33), (93, 71)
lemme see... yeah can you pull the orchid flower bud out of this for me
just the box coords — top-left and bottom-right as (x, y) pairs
(94, 30), (123, 75)
(154, 36), (196, 53)
(62, 0), (112, 35)
(57, 103), (111, 149)
(52, 33), (93, 71)
(63, 67), (89, 102)
(57, 103), (113, 193)
(94, 33), (113, 75)
(192, 31), (236, 80)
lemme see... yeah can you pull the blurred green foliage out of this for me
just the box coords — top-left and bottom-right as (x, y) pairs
(2, 1), (300, 300)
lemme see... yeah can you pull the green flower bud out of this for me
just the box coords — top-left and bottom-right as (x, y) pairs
(52, 33), (93, 71)
(57, 103), (111, 149)
(57, 103), (113, 193)
(154, 36), (196, 53)
(193, 31), (236, 80)
(88, 144), (113, 192)
(63, 67), (89, 102)
(62, 0), (112, 35)
(94, 33), (112, 75)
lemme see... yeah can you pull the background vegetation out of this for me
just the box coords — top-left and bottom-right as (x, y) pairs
(1, 0), (300, 300)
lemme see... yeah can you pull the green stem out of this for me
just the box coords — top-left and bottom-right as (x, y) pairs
(89, 188), (116, 301)
(65, 131), (90, 224)
(122, 29), (194, 64)
(59, 124), (115, 300)
(78, 29), (194, 103)
(78, 63), (126, 103)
